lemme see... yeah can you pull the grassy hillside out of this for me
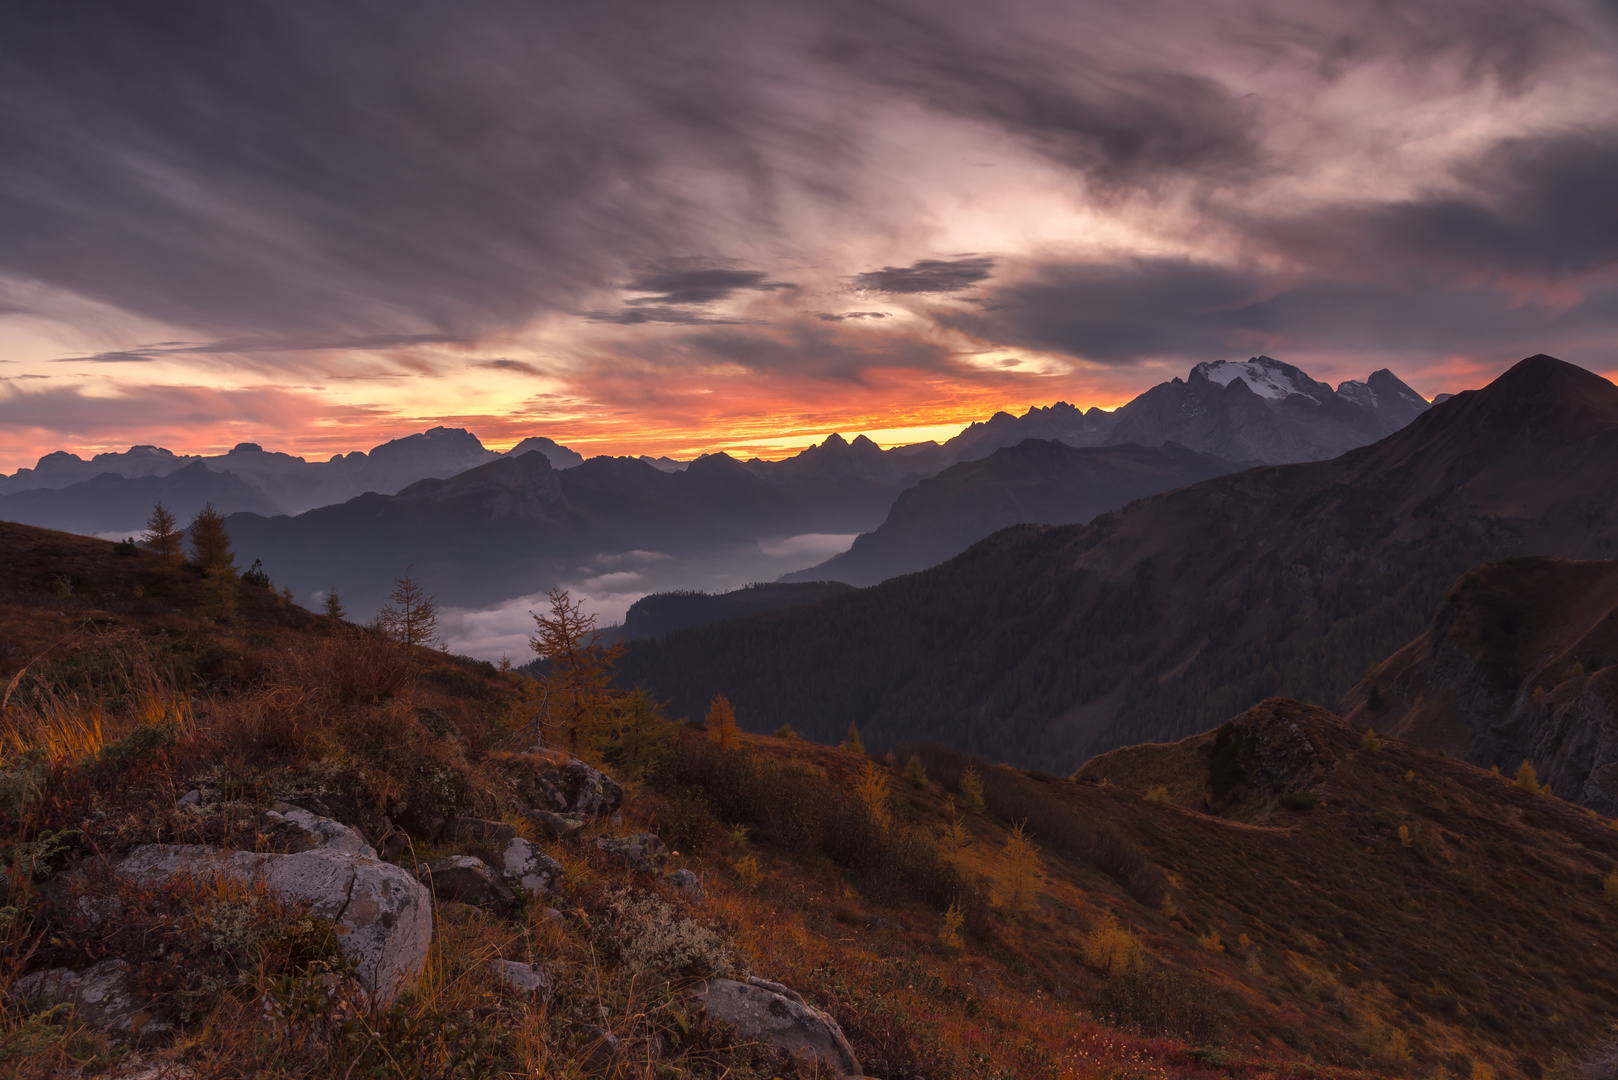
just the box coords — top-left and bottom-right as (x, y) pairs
(0, 521), (1613, 1078)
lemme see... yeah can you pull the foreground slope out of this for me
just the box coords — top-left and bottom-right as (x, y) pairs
(1343, 557), (1618, 812)
(620, 355), (1618, 768)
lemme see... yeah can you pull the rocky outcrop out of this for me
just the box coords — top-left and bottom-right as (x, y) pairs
(13, 959), (167, 1039)
(1346, 558), (1618, 811)
(502, 838), (564, 895)
(118, 844), (431, 1004)
(263, 804), (377, 858)
(665, 868), (703, 904)
(594, 833), (665, 872)
(506, 754), (624, 818)
(689, 976), (861, 1077)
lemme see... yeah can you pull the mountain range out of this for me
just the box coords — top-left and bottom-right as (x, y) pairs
(0, 356), (1428, 552)
(616, 355), (1618, 771)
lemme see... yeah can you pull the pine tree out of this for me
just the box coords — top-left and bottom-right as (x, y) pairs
(840, 722), (866, 755)
(322, 587), (347, 623)
(142, 502), (183, 560)
(377, 568), (439, 647)
(706, 692), (741, 750)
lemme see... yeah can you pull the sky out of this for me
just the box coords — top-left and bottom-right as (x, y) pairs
(2, 0), (1617, 473)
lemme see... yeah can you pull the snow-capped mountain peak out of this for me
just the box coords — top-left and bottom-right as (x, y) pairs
(1190, 356), (1330, 401)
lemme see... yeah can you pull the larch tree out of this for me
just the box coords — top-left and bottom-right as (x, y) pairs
(142, 502), (183, 560)
(187, 502), (237, 618)
(705, 692), (740, 750)
(322, 587), (347, 623)
(377, 568), (440, 647)
(840, 722), (866, 755)
(523, 588), (624, 754)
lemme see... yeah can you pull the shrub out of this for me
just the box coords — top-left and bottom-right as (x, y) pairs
(1279, 789), (1317, 811)
(907, 743), (1167, 907)
(733, 853), (762, 890)
(607, 890), (739, 978)
(1143, 785), (1170, 805)
(902, 754), (928, 788)
(1603, 870), (1618, 907)
(1398, 825), (1413, 847)
(1082, 914), (1144, 976)
(773, 723), (797, 739)
(939, 902), (966, 950)
(1197, 930), (1225, 953)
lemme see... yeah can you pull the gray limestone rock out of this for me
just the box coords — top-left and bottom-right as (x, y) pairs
(417, 855), (516, 912)
(14, 958), (168, 1039)
(490, 959), (552, 998)
(689, 976), (860, 1076)
(118, 844), (430, 1004)
(501, 837), (564, 895)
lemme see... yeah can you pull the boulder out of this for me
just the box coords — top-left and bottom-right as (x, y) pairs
(506, 753), (624, 818)
(689, 977), (861, 1077)
(264, 805), (377, 858)
(490, 959), (552, 998)
(502, 838), (564, 895)
(118, 844), (431, 1004)
(417, 855), (516, 912)
(665, 868), (703, 904)
(13, 958), (168, 1039)
(594, 833), (665, 872)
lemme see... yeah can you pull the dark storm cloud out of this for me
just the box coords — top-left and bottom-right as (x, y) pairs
(855, 257), (995, 294)
(581, 307), (748, 326)
(622, 263), (795, 305)
(628, 321), (956, 381)
(1270, 129), (1618, 278)
(473, 359), (544, 376)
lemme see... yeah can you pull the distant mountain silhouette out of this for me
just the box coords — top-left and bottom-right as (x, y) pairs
(1344, 556), (1618, 812)
(618, 355), (1618, 771)
(224, 450), (904, 614)
(784, 440), (1251, 587)
(0, 461), (276, 535)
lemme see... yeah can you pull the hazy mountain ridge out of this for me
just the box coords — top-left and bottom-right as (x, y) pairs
(618, 356), (1618, 770)
(783, 439), (1255, 587)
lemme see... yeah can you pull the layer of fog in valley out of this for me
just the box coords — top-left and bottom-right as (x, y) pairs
(435, 533), (856, 661)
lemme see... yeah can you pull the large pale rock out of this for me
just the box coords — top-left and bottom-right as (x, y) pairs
(690, 976), (861, 1076)
(118, 844), (430, 1004)
(14, 958), (167, 1039)
(502, 838), (563, 895)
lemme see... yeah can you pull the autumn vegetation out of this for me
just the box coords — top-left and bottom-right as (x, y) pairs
(1, 518), (1616, 1079)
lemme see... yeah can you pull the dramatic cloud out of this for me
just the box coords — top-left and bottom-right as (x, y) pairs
(0, 0), (1615, 469)
(855, 257), (996, 294)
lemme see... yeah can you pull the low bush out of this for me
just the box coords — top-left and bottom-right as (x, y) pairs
(651, 734), (991, 932)
(905, 744), (1168, 907)
(1279, 789), (1318, 811)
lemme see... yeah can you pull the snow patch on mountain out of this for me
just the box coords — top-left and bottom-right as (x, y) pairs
(1192, 357), (1316, 401)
